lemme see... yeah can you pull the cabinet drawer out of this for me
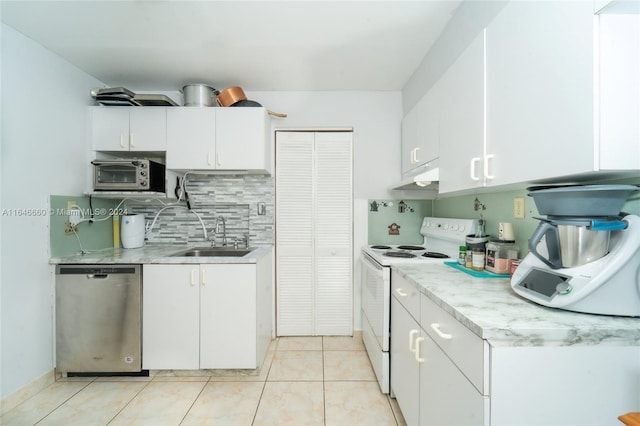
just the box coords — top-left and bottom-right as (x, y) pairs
(391, 270), (421, 321)
(421, 294), (485, 393)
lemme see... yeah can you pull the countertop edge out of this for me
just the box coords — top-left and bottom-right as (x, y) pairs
(392, 264), (640, 347)
(50, 245), (273, 265)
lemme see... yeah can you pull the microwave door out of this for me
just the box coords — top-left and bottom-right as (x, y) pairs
(96, 165), (138, 185)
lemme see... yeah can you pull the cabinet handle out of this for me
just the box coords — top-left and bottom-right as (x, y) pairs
(430, 323), (453, 340)
(484, 154), (495, 180)
(207, 152), (212, 166)
(201, 268), (207, 285)
(409, 329), (419, 352)
(414, 337), (425, 363)
(413, 147), (420, 164)
(470, 157), (481, 181)
(190, 270), (197, 286)
(130, 133), (135, 148)
(216, 152), (222, 166)
(120, 134), (126, 149)
(395, 288), (407, 297)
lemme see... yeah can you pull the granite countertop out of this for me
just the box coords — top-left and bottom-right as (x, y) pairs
(50, 244), (272, 265)
(393, 263), (640, 347)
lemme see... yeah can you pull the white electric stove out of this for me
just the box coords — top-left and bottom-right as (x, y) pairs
(361, 217), (480, 393)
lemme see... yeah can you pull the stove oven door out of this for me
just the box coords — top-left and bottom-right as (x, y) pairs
(361, 252), (390, 351)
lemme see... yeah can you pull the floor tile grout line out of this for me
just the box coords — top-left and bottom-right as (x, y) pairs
(104, 377), (153, 425)
(32, 380), (94, 426)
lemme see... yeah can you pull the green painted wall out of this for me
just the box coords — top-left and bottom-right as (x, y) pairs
(50, 195), (118, 257)
(368, 179), (640, 257)
(367, 199), (433, 245)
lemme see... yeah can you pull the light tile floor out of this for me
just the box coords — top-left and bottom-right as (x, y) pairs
(2, 336), (407, 426)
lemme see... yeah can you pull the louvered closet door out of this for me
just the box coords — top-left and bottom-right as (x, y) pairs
(315, 132), (353, 335)
(276, 132), (315, 335)
(275, 131), (353, 336)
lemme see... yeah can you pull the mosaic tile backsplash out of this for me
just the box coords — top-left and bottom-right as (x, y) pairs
(126, 174), (274, 247)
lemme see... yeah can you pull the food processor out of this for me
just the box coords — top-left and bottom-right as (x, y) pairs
(511, 185), (640, 316)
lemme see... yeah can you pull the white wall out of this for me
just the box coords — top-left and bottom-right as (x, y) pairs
(1, 24), (104, 400)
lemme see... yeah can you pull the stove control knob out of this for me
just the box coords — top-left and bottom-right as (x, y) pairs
(424, 221), (431, 228)
(459, 225), (466, 233)
(443, 223), (449, 230)
(452, 224), (459, 231)
(556, 282), (572, 295)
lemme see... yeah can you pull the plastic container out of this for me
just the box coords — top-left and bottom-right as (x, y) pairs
(527, 184), (638, 217)
(485, 240), (520, 274)
(121, 214), (145, 248)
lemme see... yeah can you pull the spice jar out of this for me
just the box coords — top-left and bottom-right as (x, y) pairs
(485, 240), (520, 274)
(458, 246), (467, 265)
(465, 250), (473, 268)
(472, 248), (485, 271)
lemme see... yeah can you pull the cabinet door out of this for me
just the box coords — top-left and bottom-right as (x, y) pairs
(142, 265), (200, 370)
(415, 81), (440, 167)
(129, 108), (167, 151)
(401, 106), (419, 176)
(439, 31), (485, 194)
(390, 296), (421, 426)
(418, 333), (487, 426)
(485, 1), (594, 185)
(215, 107), (270, 172)
(200, 264), (257, 369)
(91, 107), (130, 151)
(166, 108), (216, 170)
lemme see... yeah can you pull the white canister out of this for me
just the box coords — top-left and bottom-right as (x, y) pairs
(121, 214), (146, 248)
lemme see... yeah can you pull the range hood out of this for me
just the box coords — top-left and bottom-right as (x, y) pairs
(391, 167), (440, 191)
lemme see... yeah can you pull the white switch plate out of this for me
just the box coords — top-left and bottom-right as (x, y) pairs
(514, 197), (525, 219)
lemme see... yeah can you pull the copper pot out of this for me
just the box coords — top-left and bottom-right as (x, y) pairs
(216, 86), (247, 107)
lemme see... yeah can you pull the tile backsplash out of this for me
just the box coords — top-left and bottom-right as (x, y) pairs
(128, 174), (274, 247)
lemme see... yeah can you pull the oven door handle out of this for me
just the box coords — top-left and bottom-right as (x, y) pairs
(362, 252), (384, 272)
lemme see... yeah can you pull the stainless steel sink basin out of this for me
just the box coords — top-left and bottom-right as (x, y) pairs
(170, 247), (253, 257)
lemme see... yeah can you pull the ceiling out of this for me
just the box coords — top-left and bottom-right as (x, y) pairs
(1, 0), (461, 92)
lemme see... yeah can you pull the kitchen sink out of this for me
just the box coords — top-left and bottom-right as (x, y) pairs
(170, 247), (253, 257)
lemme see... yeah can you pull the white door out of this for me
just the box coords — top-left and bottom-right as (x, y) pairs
(142, 264), (200, 370)
(200, 264), (256, 369)
(275, 131), (353, 336)
(166, 108), (216, 170)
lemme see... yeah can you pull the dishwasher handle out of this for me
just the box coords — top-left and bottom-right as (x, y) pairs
(86, 274), (109, 279)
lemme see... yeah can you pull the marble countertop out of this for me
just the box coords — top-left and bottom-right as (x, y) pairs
(50, 244), (272, 265)
(393, 263), (640, 347)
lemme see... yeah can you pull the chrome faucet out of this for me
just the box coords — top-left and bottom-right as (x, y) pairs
(215, 215), (227, 247)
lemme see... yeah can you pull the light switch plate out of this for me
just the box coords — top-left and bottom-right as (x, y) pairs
(514, 197), (525, 219)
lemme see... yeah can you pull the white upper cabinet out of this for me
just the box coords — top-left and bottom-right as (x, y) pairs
(215, 107), (270, 172)
(597, 12), (640, 170)
(438, 31), (485, 194)
(401, 81), (440, 177)
(166, 107), (271, 173)
(434, 0), (639, 195)
(91, 107), (167, 152)
(166, 108), (216, 170)
(485, 0), (595, 186)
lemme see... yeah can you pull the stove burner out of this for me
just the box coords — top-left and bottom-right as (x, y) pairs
(396, 245), (425, 251)
(422, 252), (450, 259)
(371, 245), (392, 250)
(383, 251), (417, 258)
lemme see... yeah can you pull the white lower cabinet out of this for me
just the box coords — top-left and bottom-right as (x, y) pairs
(391, 270), (640, 425)
(143, 257), (272, 370)
(391, 272), (487, 426)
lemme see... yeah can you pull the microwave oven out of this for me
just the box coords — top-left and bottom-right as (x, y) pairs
(92, 159), (165, 192)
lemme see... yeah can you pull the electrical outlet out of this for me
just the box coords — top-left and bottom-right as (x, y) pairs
(514, 197), (525, 219)
(64, 221), (78, 235)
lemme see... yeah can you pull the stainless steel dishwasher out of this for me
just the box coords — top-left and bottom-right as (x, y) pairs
(55, 264), (142, 375)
